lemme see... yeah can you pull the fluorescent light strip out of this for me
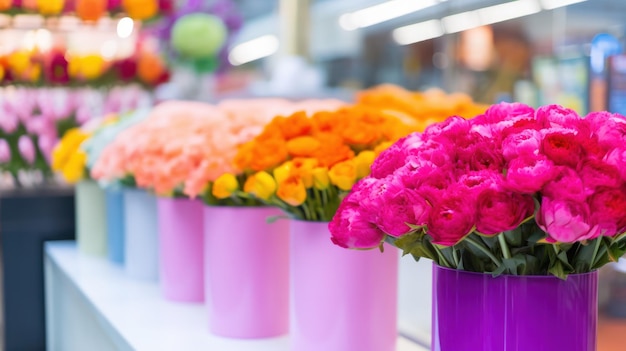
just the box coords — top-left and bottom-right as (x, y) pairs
(540, 0), (587, 10)
(392, 19), (444, 45)
(442, 11), (481, 34)
(479, 0), (541, 26)
(340, 0), (441, 31)
(228, 35), (279, 66)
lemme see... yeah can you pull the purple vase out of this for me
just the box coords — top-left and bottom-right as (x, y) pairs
(432, 265), (598, 351)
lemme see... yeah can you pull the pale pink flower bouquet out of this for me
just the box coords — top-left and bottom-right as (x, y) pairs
(330, 102), (626, 278)
(92, 99), (345, 199)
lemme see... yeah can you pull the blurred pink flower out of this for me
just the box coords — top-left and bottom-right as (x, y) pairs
(18, 135), (36, 165)
(0, 139), (11, 163)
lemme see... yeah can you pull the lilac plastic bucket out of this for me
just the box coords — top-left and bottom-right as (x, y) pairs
(123, 189), (158, 281)
(290, 220), (399, 351)
(432, 265), (598, 351)
(203, 206), (290, 338)
(158, 197), (204, 303)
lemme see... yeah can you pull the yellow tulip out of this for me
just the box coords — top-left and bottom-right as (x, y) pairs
(8, 51), (31, 76)
(37, 0), (65, 15)
(291, 158), (318, 188)
(277, 176), (307, 207)
(355, 150), (376, 179)
(328, 160), (357, 191)
(312, 167), (329, 190)
(52, 129), (89, 172)
(80, 55), (105, 80)
(212, 173), (239, 199)
(273, 161), (292, 185)
(0, 65), (5, 82)
(244, 171), (277, 200)
(61, 150), (87, 184)
(374, 141), (394, 156)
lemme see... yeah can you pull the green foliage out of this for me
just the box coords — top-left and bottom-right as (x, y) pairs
(388, 219), (626, 279)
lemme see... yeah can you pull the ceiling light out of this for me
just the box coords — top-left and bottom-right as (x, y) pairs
(540, 0), (587, 10)
(442, 11), (481, 34)
(339, 0), (441, 31)
(393, 20), (444, 45)
(479, 0), (541, 26)
(228, 35), (279, 66)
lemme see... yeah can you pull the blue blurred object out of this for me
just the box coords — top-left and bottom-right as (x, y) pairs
(106, 188), (125, 265)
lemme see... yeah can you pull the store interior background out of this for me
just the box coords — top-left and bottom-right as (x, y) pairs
(2, 0), (626, 349)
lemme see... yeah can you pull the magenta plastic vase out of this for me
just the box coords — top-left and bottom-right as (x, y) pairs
(157, 197), (204, 303)
(290, 220), (399, 351)
(432, 265), (598, 351)
(203, 206), (290, 338)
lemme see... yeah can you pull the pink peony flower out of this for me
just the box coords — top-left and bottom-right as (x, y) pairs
(586, 111), (626, 149)
(542, 166), (586, 202)
(604, 147), (626, 180)
(427, 191), (476, 246)
(505, 154), (557, 194)
(502, 129), (541, 161)
(377, 188), (430, 236)
(480, 102), (535, 124)
(329, 200), (385, 249)
(588, 187), (626, 237)
(371, 141), (407, 179)
(18, 135), (36, 165)
(0, 139), (11, 163)
(475, 189), (535, 235)
(535, 104), (581, 129)
(536, 197), (596, 242)
(466, 141), (504, 171)
(540, 131), (584, 167)
(423, 115), (470, 140)
(578, 159), (621, 193)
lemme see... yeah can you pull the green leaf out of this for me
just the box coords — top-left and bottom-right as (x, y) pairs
(392, 230), (437, 261)
(266, 215), (290, 224)
(548, 261), (568, 280)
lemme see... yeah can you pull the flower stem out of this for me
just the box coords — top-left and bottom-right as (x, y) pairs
(590, 238), (603, 268)
(498, 233), (511, 259)
(452, 247), (460, 268)
(466, 236), (503, 267)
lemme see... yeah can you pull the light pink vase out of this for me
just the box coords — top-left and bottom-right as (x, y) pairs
(158, 197), (204, 303)
(290, 220), (399, 351)
(203, 206), (290, 338)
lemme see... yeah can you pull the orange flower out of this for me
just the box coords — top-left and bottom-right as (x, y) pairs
(275, 111), (312, 139)
(0, 0), (11, 11)
(249, 138), (289, 172)
(286, 136), (320, 157)
(312, 133), (354, 168)
(123, 0), (158, 20)
(277, 175), (307, 206)
(76, 0), (106, 21)
(137, 52), (167, 85)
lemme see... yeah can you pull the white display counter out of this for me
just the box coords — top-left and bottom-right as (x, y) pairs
(44, 241), (429, 351)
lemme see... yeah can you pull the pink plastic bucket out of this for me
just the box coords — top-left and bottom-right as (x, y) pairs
(203, 206), (290, 338)
(157, 197), (204, 303)
(290, 220), (399, 351)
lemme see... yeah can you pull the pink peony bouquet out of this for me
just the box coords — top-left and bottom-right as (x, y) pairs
(329, 102), (626, 278)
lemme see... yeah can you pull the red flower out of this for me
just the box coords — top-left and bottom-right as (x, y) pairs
(115, 57), (137, 82)
(45, 51), (69, 84)
(541, 132), (583, 167)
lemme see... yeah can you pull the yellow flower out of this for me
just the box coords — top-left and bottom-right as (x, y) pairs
(374, 141), (393, 156)
(212, 173), (239, 199)
(291, 158), (318, 188)
(355, 150), (376, 179)
(68, 55), (105, 80)
(52, 129), (89, 172)
(273, 161), (292, 185)
(61, 150), (87, 184)
(277, 176), (307, 206)
(37, 0), (65, 15)
(0, 64), (5, 82)
(244, 171), (277, 200)
(312, 167), (329, 190)
(328, 160), (357, 191)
